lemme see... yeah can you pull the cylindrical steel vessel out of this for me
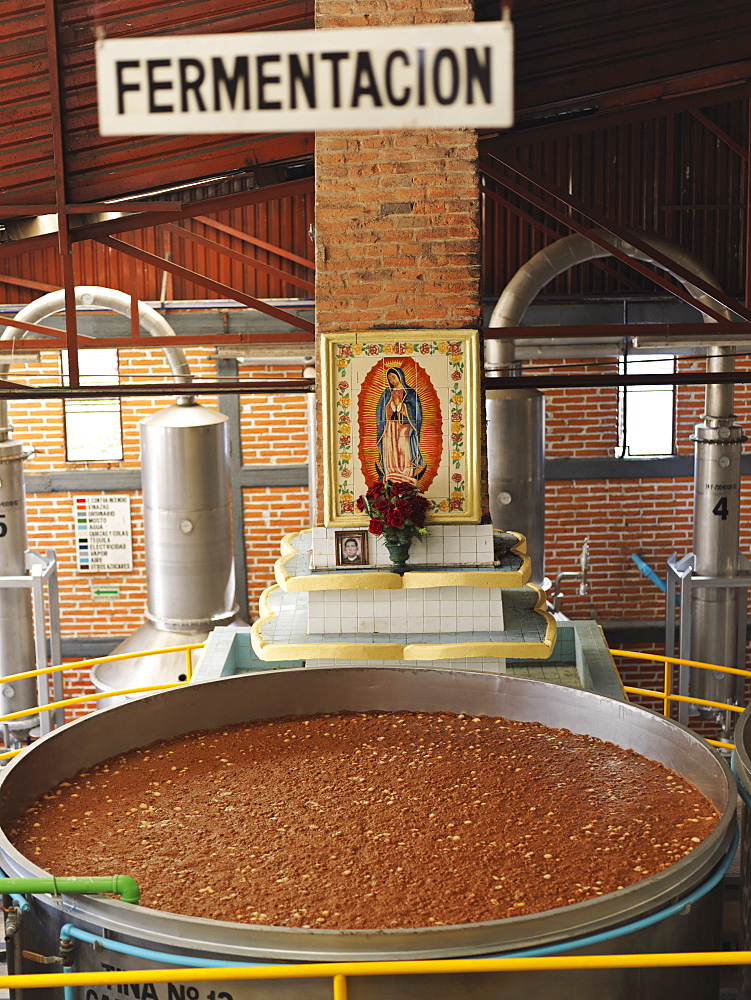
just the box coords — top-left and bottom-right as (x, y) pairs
(0, 438), (37, 735)
(486, 387), (545, 585)
(0, 669), (734, 999)
(140, 402), (237, 628)
(92, 401), (241, 700)
(691, 419), (746, 709)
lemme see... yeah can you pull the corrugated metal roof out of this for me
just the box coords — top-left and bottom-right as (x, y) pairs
(507, 0), (751, 115)
(0, 0), (313, 208)
(1, 0), (751, 314)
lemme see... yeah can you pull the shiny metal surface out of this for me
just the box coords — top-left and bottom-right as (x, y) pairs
(139, 402), (237, 628)
(690, 420), (746, 708)
(485, 228), (729, 596)
(0, 438), (36, 731)
(486, 388), (545, 584)
(90, 621), (217, 708)
(0, 668), (734, 981)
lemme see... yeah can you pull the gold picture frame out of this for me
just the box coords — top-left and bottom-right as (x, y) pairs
(321, 329), (481, 527)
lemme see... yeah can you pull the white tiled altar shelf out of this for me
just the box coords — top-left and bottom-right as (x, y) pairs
(307, 586), (502, 635)
(250, 528), (556, 672)
(310, 523), (494, 569)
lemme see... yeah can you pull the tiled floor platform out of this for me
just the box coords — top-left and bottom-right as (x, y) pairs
(195, 619), (625, 702)
(252, 580), (555, 663)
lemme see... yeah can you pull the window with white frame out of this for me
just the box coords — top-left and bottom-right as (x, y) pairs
(617, 353), (675, 457)
(61, 349), (123, 462)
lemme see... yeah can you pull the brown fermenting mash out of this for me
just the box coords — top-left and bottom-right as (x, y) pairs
(10, 711), (720, 929)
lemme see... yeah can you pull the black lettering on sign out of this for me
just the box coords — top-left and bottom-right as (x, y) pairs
(289, 52), (316, 109)
(256, 54), (282, 109)
(320, 51), (349, 107)
(0, 515), (7, 538)
(384, 50), (410, 106)
(351, 51), (383, 106)
(86, 991), (99, 1000)
(432, 48), (459, 106)
(178, 59), (207, 112)
(147, 59), (173, 113)
(116, 61), (141, 115)
(465, 46), (492, 104)
(167, 986), (185, 1000)
(212, 56), (250, 111)
(713, 496), (730, 520)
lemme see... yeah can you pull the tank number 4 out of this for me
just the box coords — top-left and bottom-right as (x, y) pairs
(712, 496), (730, 520)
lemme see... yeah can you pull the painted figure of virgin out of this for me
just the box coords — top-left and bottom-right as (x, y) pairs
(375, 367), (426, 484)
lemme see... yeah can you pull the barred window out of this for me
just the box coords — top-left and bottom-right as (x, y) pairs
(61, 349), (123, 462)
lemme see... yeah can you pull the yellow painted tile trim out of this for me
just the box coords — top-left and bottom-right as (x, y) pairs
(274, 530), (531, 593)
(251, 584), (557, 663)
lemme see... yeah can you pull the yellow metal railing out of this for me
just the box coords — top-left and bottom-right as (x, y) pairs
(1, 644), (747, 992)
(610, 647), (751, 751)
(4, 950), (751, 997)
(0, 643), (204, 760)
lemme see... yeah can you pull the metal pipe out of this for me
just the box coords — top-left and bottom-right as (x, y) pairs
(0, 285), (194, 437)
(0, 876), (140, 904)
(486, 229), (742, 713)
(0, 288), (199, 718)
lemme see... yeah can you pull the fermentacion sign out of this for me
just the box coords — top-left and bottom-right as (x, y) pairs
(96, 22), (514, 134)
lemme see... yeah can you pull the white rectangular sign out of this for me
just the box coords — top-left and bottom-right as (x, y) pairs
(96, 22), (513, 134)
(75, 495), (133, 573)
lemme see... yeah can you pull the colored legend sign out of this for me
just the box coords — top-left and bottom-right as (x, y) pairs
(75, 496), (133, 573)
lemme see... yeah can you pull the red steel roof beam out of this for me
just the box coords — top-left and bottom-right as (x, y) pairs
(97, 237), (315, 334)
(194, 216), (315, 271)
(45, 0), (79, 386)
(166, 224), (315, 295)
(482, 153), (751, 324)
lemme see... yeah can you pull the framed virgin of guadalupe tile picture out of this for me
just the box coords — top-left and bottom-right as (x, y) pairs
(320, 329), (481, 527)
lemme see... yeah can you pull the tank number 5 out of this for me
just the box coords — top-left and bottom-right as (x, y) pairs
(0, 515), (7, 537)
(712, 496), (730, 520)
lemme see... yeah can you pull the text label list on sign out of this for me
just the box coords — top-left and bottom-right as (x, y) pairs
(96, 22), (513, 134)
(75, 495), (133, 573)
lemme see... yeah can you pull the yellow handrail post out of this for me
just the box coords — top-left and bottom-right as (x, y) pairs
(663, 659), (672, 717)
(185, 646), (193, 682)
(332, 973), (348, 1000)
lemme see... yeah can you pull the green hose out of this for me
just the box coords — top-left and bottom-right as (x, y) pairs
(0, 875), (140, 904)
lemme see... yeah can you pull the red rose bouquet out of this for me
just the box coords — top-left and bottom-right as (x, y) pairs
(356, 480), (430, 548)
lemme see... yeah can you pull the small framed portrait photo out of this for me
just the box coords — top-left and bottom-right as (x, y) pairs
(335, 529), (369, 567)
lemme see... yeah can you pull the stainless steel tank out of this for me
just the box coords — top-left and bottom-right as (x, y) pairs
(92, 401), (240, 698)
(486, 387), (545, 584)
(0, 669), (734, 999)
(0, 436), (37, 738)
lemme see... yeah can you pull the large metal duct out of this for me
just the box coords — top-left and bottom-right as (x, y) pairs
(486, 231), (740, 697)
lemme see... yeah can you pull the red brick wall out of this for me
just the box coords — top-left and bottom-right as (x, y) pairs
(7, 349), (311, 723)
(313, 0), (482, 523)
(7, 338), (751, 731)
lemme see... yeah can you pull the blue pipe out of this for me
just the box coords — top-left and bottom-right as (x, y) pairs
(60, 922), (274, 968)
(630, 553), (668, 595)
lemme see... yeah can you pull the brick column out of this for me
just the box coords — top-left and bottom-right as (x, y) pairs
(314, 0), (483, 523)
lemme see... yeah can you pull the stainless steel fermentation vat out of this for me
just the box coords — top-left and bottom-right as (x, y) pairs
(0, 668), (735, 999)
